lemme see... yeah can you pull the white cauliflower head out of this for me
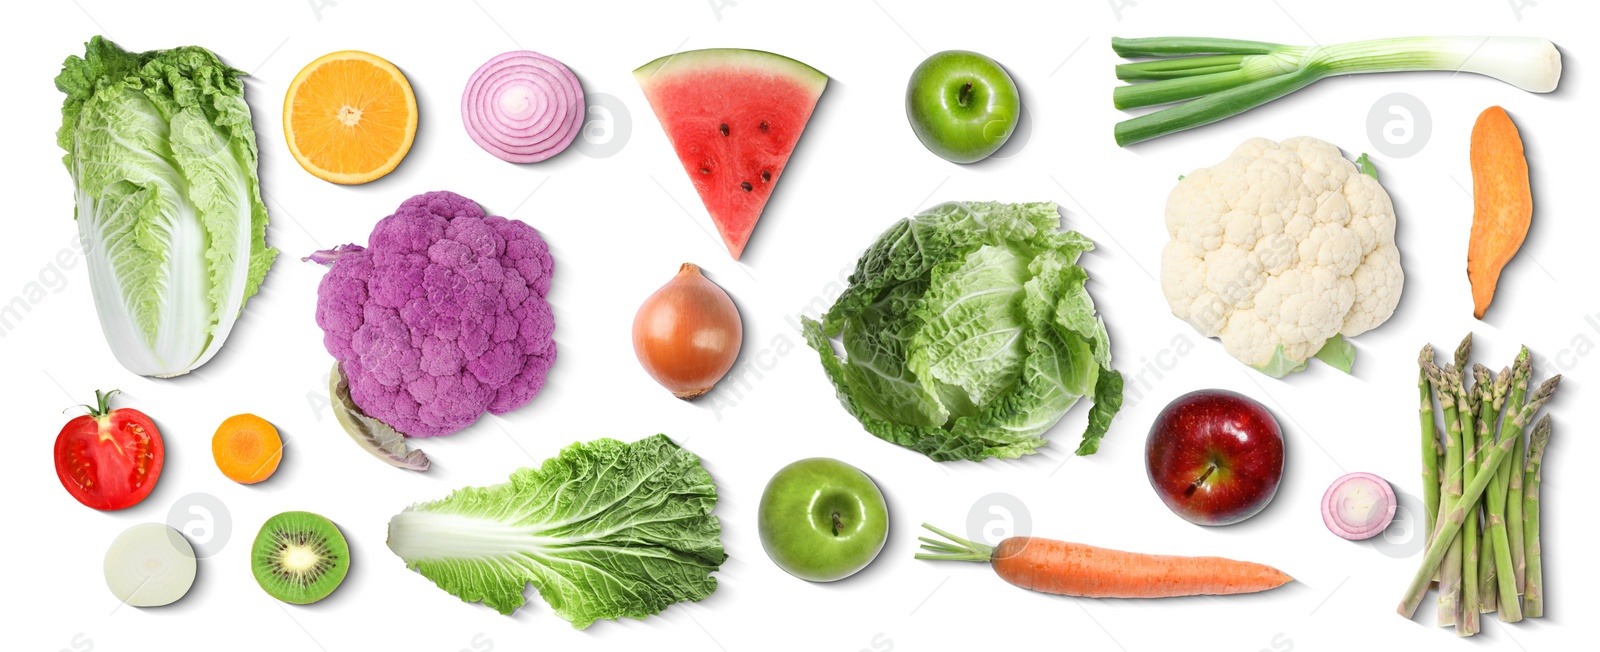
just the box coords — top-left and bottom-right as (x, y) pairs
(1160, 136), (1403, 376)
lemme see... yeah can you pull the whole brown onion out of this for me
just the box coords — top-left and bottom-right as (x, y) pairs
(632, 263), (743, 399)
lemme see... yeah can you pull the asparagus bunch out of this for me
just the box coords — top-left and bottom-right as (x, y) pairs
(1401, 335), (1558, 635)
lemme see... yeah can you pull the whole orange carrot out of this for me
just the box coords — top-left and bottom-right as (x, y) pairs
(918, 524), (1292, 598)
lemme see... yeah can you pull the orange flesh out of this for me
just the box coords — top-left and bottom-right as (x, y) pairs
(992, 537), (1292, 598)
(285, 52), (417, 184)
(1466, 106), (1533, 319)
(213, 414), (282, 484)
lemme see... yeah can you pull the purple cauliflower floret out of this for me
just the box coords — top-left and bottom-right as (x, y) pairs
(315, 191), (555, 438)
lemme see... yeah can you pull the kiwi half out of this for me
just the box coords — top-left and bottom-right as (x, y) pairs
(251, 511), (350, 604)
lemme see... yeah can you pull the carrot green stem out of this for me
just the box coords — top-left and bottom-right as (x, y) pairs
(915, 524), (994, 563)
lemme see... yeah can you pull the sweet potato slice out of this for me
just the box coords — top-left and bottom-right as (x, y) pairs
(1467, 106), (1533, 319)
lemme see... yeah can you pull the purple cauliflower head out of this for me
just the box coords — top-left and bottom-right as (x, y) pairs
(315, 191), (555, 438)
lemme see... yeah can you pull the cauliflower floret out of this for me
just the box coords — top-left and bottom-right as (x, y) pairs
(1160, 137), (1403, 375)
(315, 191), (556, 437)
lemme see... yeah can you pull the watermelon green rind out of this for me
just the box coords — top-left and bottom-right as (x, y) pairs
(635, 48), (827, 259)
(633, 48), (827, 92)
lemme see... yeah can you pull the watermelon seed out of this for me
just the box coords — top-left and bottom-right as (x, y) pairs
(958, 82), (973, 108)
(699, 166), (711, 175)
(719, 123), (729, 136)
(759, 121), (770, 133)
(740, 182), (753, 192)
(761, 170), (771, 183)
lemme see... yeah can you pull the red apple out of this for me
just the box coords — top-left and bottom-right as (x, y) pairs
(1146, 389), (1285, 526)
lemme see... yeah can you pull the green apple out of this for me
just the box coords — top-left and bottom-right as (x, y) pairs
(758, 458), (888, 582)
(905, 50), (1020, 163)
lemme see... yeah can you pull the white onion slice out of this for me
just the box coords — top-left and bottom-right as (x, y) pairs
(1321, 472), (1397, 540)
(104, 523), (197, 607)
(462, 51), (584, 163)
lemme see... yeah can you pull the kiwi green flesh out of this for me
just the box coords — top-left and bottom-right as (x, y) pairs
(252, 511), (350, 604)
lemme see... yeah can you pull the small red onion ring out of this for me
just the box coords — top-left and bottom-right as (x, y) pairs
(462, 51), (584, 163)
(1321, 472), (1397, 540)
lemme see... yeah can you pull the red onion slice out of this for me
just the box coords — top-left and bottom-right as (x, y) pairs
(462, 51), (584, 163)
(1321, 472), (1397, 540)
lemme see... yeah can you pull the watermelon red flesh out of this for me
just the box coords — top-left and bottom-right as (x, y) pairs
(637, 50), (827, 259)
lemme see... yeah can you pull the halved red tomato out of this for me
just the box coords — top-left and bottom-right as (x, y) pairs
(53, 390), (164, 510)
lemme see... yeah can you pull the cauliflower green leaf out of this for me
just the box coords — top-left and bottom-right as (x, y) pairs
(385, 435), (724, 628)
(1313, 335), (1357, 374)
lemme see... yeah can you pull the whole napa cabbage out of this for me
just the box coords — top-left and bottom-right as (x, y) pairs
(56, 36), (276, 377)
(314, 191), (555, 468)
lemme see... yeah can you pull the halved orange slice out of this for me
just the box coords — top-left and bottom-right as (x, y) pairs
(284, 51), (417, 184)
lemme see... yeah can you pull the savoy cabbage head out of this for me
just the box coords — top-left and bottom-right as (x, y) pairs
(803, 201), (1123, 462)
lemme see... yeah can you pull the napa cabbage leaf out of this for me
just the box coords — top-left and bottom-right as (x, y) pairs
(385, 435), (725, 628)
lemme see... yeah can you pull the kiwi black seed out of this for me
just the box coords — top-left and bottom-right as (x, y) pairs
(251, 511), (350, 605)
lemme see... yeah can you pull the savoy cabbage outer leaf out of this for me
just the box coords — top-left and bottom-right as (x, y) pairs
(386, 435), (724, 628)
(55, 36), (275, 377)
(804, 202), (1121, 462)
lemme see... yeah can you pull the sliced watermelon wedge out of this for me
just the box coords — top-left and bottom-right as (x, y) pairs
(635, 49), (827, 259)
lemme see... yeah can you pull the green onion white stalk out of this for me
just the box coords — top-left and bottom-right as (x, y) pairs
(1111, 36), (1561, 146)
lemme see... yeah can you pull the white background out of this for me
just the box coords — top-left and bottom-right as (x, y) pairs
(3, 1), (1591, 650)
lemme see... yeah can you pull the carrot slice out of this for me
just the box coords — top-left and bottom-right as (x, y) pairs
(212, 414), (282, 484)
(1467, 106), (1533, 319)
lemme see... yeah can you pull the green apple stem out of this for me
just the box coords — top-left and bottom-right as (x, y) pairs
(833, 512), (844, 536)
(958, 82), (973, 107)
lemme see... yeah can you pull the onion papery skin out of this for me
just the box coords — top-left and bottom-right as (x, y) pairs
(462, 51), (585, 163)
(632, 263), (743, 400)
